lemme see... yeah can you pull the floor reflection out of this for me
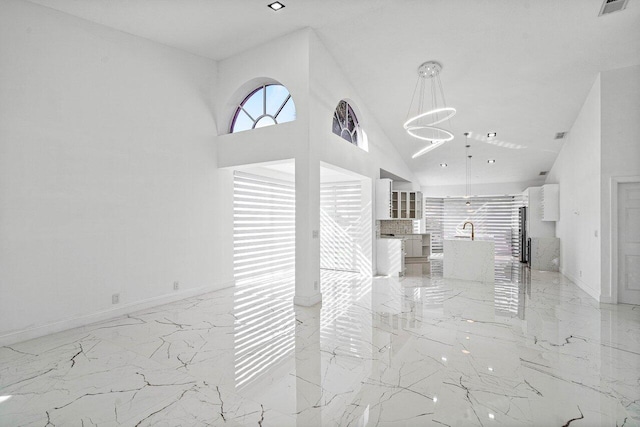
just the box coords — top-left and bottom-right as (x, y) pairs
(1, 262), (638, 426)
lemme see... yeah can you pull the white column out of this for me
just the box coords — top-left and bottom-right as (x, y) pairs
(294, 155), (321, 306)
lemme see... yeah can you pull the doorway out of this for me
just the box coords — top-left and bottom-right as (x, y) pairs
(617, 181), (640, 305)
(319, 163), (372, 274)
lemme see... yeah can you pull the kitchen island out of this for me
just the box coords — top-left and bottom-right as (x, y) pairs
(443, 238), (495, 282)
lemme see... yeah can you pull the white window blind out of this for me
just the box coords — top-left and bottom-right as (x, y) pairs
(320, 181), (362, 273)
(425, 196), (522, 257)
(233, 171), (295, 280)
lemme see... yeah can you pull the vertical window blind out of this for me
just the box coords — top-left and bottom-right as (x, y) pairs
(424, 195), (523, 257)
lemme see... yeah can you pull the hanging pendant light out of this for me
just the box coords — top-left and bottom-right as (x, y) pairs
(464, 132), (471, 206)
(404, 61), (456, 158)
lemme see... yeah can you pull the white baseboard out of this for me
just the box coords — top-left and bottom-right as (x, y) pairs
(560, 268), (600, 302)
(599, 295), (614, 304)
(0, 280), (235, 347)
(293, 293), (322, 307)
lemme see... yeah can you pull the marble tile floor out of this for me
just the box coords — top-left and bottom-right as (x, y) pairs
(1, 263), (639, 426)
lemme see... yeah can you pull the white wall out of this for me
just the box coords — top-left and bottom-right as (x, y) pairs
(216, 29), (311, 169)
(600, 64), (640, 302)
(0, 0), (232, 344)
(546, 76), (602, 300)
(308, 32), (417, 186)
(547, 65), (640, 302)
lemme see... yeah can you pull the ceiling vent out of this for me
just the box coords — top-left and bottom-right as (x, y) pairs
(599, 0), (629, 16)
(554, 131), (568, 139)
(539, 171), (548, 176)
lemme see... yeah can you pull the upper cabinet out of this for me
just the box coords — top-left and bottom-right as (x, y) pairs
(375, 179), (393, 220)
(376, 179), (422, 220)
(541, 184), (559, 221)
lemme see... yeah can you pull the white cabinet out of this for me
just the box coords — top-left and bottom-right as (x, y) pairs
(398, 234), (431, 259)
(523, 187), (555, 238)
(404, 237), (421, 257)
(377, 238), (405, 276)
(541, 184), (559, 221)
(376, 179), (422, 220)
(392, 191), (423, 219)
(421, 233), (431, 257)
(375, 179), (393, 220)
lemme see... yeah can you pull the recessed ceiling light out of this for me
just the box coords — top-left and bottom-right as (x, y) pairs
(267, 1), (285, 11)
(487, 159), (496, 164)
(440, 163), (448, 168)
(487, 132), (497, 138)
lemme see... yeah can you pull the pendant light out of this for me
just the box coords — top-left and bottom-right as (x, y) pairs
(404, 61), (456, 158)
(464, 132), (471, 206)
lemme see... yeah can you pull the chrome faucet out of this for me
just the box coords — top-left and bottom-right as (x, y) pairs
(463, 221), (475, 241)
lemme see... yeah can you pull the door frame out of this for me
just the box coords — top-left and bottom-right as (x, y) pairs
(610, 175), (640, 304)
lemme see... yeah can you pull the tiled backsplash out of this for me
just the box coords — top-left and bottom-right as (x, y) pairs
(379, 220), (413, 236)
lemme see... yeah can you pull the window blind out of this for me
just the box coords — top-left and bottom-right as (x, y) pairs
(320, 181), (362, 273)
(424, 195), (522, 257)
(233, 170), (295, 280)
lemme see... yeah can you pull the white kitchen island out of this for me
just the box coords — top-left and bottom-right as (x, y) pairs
(443, 238), (495, 283)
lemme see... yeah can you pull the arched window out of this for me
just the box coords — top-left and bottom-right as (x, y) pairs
(332, 100), (360, 146)
(230, 84), (295, 133)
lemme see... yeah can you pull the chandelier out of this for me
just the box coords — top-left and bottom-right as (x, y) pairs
(404, 61), (456, 158)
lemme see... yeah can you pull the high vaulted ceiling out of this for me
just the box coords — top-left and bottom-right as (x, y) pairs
(26, 0), (640, 189)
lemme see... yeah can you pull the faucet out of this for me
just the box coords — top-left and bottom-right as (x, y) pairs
(463, 221), (475, 241)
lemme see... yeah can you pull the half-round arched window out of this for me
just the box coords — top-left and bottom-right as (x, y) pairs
(230, 84), (295, 133)
(332, 100), (360, 146)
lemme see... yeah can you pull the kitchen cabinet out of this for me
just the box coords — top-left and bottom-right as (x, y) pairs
(375, 178), (393, 220)
(541, 184), (559, 221)
(523, 187), (555, 238)
(377, 238), (405, 276)
(391, 190), (422, 219)
(397, 234), (431, 259)
(403, 236), (421, 257)
(375, 180), (422, 220)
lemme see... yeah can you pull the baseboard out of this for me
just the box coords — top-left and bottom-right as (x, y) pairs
(293, 293), (322, 307)
(599, 295), (614, 304)
(560, 269), (600, 302)
(0, 280), (235, 347)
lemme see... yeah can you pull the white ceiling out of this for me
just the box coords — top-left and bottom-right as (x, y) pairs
(27, 0), (640, 188)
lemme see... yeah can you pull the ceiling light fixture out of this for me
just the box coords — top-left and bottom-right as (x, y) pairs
(487, 132), (497, 138)
(440, 163), (448, 168)
(487, 159), (496, 164)
(404, 61), (456, 158)
(267, 1), (285, 11)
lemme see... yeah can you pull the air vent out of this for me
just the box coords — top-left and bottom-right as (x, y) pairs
(554, 131), (568, 139)
(539, 171), (548, 176)
(599, 0), (629, 16)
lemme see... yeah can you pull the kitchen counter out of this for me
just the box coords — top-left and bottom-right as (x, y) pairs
(443, 238), (495, 283)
